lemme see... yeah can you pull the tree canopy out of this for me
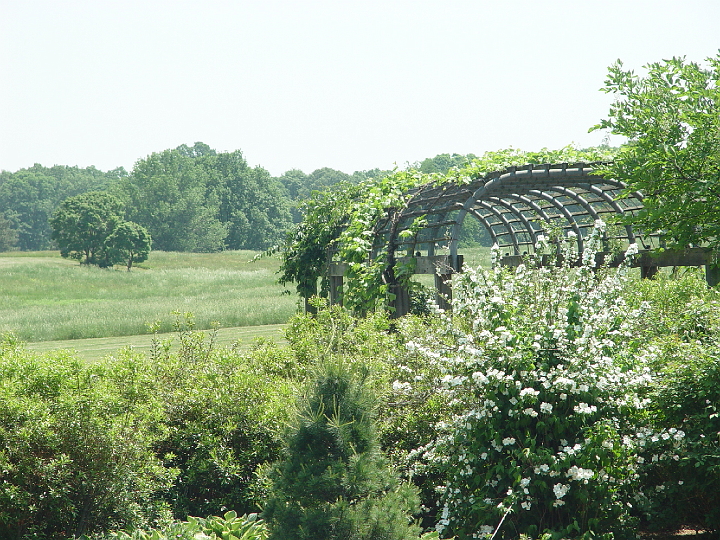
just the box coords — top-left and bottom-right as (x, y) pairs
(50, 191), (151, 268)
(105, 221), (152, 271)
(0, 165), (121, 250)
(117, 143), (291, 252)
(592, 52), (720, 250)
(50, 191), (126, 266)
(0, 213), (18, 251)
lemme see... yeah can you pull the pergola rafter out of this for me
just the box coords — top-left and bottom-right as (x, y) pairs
(327, 162), (718, 316)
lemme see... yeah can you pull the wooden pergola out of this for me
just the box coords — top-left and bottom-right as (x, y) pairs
(327, 163), (718, 316)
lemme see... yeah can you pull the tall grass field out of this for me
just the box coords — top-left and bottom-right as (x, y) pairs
(0, 250), (298, 343)
(1, 247), (494, 360)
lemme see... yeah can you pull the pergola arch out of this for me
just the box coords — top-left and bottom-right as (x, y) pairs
(327, 162), (717, 316)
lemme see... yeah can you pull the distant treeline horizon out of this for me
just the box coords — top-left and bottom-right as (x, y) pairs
(0, 142), (479, 254)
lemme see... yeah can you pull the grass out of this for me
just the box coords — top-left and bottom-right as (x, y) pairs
(0, 250), (298, 342)
(1, 247), (493, 359)
(25, 323), (288, 362)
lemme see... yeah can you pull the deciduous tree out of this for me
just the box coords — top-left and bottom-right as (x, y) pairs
(0, 212), (18, 251)
(50, 191), (124, 266)
(105, 221), (152, 271)
(592, 53), (720, 249)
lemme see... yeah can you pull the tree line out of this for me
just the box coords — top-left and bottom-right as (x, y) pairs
(0, 142), (475, 257)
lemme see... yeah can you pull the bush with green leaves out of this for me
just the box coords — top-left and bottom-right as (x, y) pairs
(145, 315), (294, 519)
(620, 272), (720, 534)
(410, 228), (658, 539)
(0, 320), (296, 539)
(283, 303), (454, 531)
(262, 360), (422, 540)
(0, 336), (175, 539)
(88, 511), (268, 540)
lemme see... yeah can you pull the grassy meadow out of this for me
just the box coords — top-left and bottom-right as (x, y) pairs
(0, 250), (298, 344)
(0, 247), (494, 361)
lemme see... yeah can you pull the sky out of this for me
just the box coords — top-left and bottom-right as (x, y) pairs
(1, 0), (719, 177)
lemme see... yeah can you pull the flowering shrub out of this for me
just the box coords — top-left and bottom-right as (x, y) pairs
(634, 338), (720, 531)
(410, 226), (656, 539)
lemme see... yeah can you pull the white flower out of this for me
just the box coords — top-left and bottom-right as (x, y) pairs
(523, 408), (538, 417)
(553, 483), (570, 499)
(574, 402), (597, 414)
(502, 437), (516, 446)
(567, 465), (594, 481)
(540, 402), (553, 414)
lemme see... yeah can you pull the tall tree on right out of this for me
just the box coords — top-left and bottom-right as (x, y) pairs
(592, 53), (720, 250)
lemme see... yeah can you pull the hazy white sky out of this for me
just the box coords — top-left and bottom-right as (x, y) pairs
(1, 0), (718, 176)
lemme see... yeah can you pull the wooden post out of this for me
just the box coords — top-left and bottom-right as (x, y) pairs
(392, 284), (410, 318)
(329, 275), (343, 305)
(435, 273), (452, 311)
(707, 263), (720, 287)
(641, 265), (659, 279)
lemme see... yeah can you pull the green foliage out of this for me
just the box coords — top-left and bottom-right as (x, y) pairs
(119, 143), (291, 252)
(278, 182), (363, 300)
(633, 339), (720, 532)
(50, 191), (125, 266)
(144, 314), (293, 519)
(50, 191), (152, 269)
(283, 305), (453, 530)
(0, 320), (295, 539)
(624, 269), (720, 346)
(105, 221), (152, 270)
(592, 53), (720, 249)
(417, 153), (478, 174)
(263, 360), (421, 540)
(279, 146), (617, 314)
(211, 150), (291, 250)
(118, 147), (227, 252)
(0, 212), (18, 251)
(88, 511), (268, 540)
(616, 272), (720, 532)
(0, 337), (175, 539)
(0, 164), (121, 251)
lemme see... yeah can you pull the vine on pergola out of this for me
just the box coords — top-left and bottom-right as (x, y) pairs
(278, 146), (621, 314)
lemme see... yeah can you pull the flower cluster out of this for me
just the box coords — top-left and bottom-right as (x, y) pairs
(410, 224), (654, 539)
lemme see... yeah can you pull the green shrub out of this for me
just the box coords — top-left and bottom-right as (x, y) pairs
(625, 269), (720, 344)
(147, 319), (294, 519)
(284, 305), (453, 529)
(87, 510), (268, 540)
(635, 338), (720, 533)
(0, 337), (174, 539)
(263, 360), (422, 540)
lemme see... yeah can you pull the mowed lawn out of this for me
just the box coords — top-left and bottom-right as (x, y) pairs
(25, 323), (288, 362)
(0, 250), (298, 346)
